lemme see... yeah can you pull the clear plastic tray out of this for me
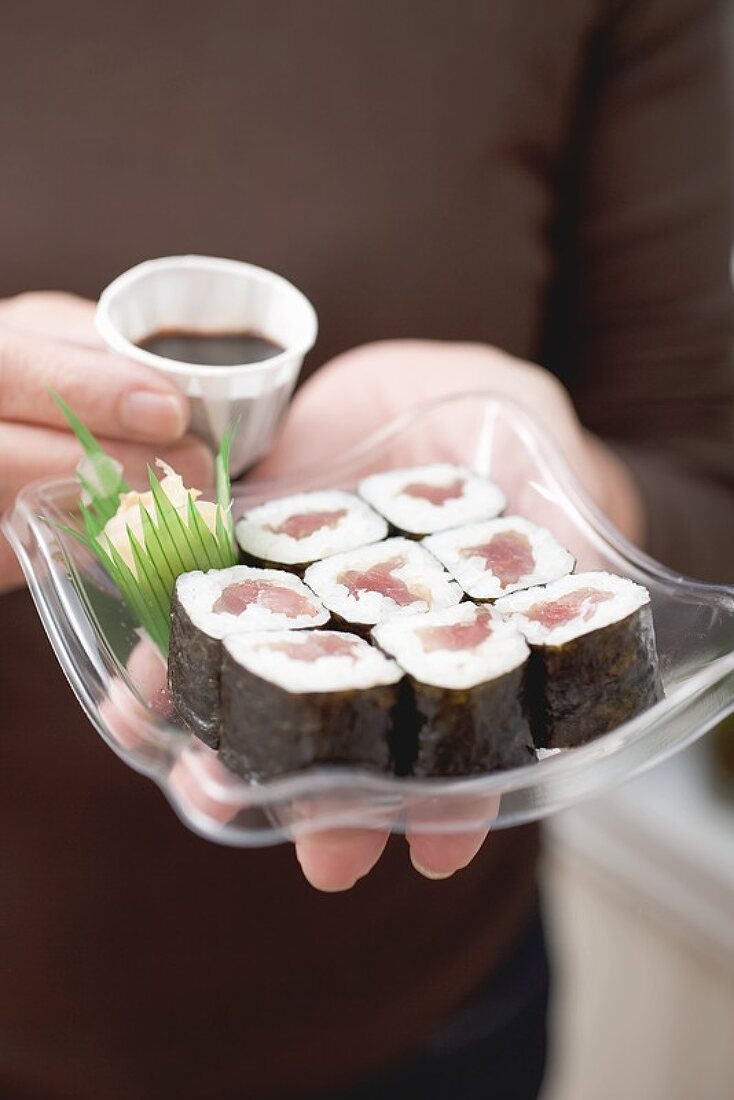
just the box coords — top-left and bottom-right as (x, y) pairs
(4, 393), (733, 846)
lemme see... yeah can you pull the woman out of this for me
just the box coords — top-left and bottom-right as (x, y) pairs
(0, 2), (731, 1097)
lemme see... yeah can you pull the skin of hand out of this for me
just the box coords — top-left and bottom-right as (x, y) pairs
(0, 291), (214, 592)
(253, 339), (647, 891)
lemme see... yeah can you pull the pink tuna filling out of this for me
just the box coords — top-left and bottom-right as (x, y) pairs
(338, 556), (418, 607)
(267, 634), (360, 662)
(213, 580), (319, 619)
(461, 530), (535, 588)
(526, 587), (614, 630)
(266, 508), (347, 539)
(401, 478), (465, 506)
(418, 609), (493, 653)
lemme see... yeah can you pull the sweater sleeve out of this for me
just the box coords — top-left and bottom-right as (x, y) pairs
(545, 0), (734, 581)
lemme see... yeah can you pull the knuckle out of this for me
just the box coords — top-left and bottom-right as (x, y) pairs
(40, 290), (87, 310)
(524, 359), (568, 403)
(7, 289), (79, 311)
(3, 290), (37, 310)
(0, 289), (89, 327)
(0, 290), (47, 317)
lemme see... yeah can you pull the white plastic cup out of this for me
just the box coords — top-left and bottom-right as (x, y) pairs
(95, 255), (318, 476)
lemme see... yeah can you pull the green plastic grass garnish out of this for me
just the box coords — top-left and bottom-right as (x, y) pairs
(47, 393), (238, 654)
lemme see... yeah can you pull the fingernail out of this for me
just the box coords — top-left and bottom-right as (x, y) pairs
(120, 391), (187, 440)
(312, 879), (359, 894)
(411, 859), (455, 881)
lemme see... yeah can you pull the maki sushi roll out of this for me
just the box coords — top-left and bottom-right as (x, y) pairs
(304, 537), (463, 632)
(169, 566), (328, 747)
(373, 603), (534, 776)
(358, 463), (506, 537)
(424, 516), (574, 600)
(496, 571), (663, 749)
(219, 630), (403, 779)
(235, 489), (387, 570)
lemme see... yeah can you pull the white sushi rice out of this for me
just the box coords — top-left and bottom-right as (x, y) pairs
(175, 566), (329, 639)
(235, 489), (388, 566)
(373, 603), (529, 690)
(424, 515), (575, 599)
(358, 463), (506, 535)
(495, 571), (650, 647)
(223, 629), (403, 694)
(304, 537), (463, 627)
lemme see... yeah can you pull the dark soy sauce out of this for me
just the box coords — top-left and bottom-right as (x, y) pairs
(137, 328), (283, 366)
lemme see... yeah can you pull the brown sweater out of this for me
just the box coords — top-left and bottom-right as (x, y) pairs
(0, 2), (731, 1098)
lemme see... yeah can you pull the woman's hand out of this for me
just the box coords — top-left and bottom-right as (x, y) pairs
(0, 291), (214, 591)
(254, 339), (646, 890)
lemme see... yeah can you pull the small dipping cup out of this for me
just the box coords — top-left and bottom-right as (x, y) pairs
(95, 255), (318, 476)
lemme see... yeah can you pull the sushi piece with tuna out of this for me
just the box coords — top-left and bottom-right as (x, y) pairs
(219, 630), (404, 779)
(235, 489), (388, 570)
(358, 463), (506, 537)
(423, 515), (574, 601)
(496, 571), (662, 749)
(169, 565), (329, 747)
(373, 602), (534, 776)
(304, 537), (463, 632)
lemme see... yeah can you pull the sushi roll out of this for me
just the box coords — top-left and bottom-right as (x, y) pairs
(424, 516), (574, 600)
(169, 565), (328, 747)
(235, 489), (388, 570)
(373, 603), (534, 776)
(358, 463), (506, 537)
(496, 571), (662, 749)
(303, 537), (463, 632)
(219, 630), (403, 779)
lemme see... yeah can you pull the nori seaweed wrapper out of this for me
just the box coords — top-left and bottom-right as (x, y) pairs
(530, 603), (663, 749)
(237, 551), (308, 576)
(218, 650), (400, 780)
(167, 588), (222, 748)
(408, 666), (535, 777)
(324, 612), (376, 640)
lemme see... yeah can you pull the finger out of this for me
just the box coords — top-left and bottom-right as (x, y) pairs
(0, 422), (214, 504)
(125, 633), (173, 717)
(101, 677), (154, 754)
(406, 829), (489, 880)
(0, 326), (189, 442)
(99, 636), (172, 754)
(294, 828), (389, 892)
(105, 436), (215, 489)
(0, 291), (103, 348)
(405, 791), (500, 879)
(169, 746), (244, 828)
